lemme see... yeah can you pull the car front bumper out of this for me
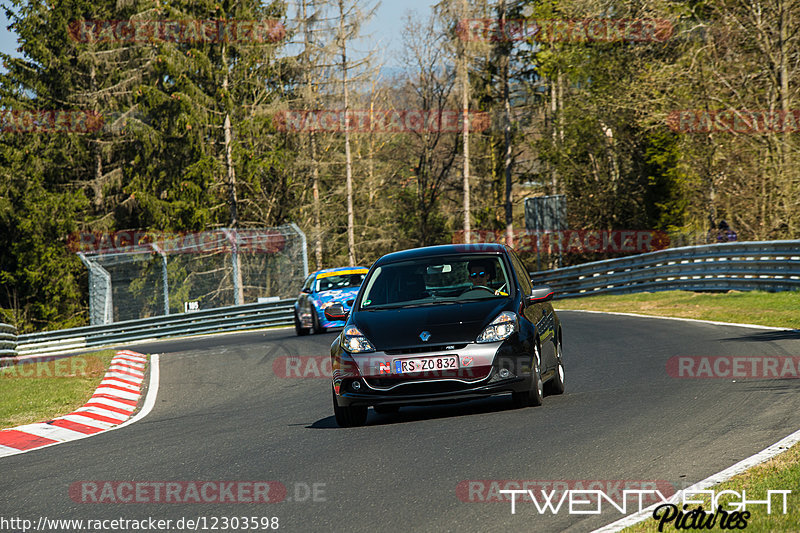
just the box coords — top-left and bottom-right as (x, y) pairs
(332, 339), (535, 407)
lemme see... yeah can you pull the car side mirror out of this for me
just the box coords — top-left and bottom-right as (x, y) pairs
(526, 286), (554, 304)
(324, 303), (349, 322)
(302, 288), (312, 294)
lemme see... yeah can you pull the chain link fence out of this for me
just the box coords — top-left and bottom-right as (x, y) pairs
(74, 225), (308, 325)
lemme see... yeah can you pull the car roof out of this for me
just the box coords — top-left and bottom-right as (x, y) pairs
(374, 243), (508, 266)
(312, 266), (369, 277)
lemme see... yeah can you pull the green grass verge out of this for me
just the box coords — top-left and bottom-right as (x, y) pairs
(0, 350), (119, 429)
(555, 290), (800, 330)
(621, 443), (800, 532)
(553, 290), (800, 532)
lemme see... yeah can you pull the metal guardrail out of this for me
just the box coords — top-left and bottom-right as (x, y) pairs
(9, 240), (800, 358)
(531, 240), (800, 299)
(0, 323), (18, 358)
(15, 299), (295, 358)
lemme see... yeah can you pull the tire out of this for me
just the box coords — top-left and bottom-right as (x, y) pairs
(544, 335), (565, 396)
(373, 405), (400, 415)
(294, 313), (309, 336)
(333, 388), (367, 427)
(311, 309), (326, 335)
(511, 341), (544, 408)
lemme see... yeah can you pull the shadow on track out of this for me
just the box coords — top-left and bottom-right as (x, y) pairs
(306, 395), (538, 429)
(720, 330), (800, 343)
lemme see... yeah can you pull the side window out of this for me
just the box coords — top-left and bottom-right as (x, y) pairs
(302, 275), (315, 292)
(508, 250), (532, 295)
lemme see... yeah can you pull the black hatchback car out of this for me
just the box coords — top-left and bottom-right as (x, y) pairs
(330, 243), (564, 427)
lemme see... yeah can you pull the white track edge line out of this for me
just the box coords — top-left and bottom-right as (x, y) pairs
(582, 309), (797, 532)
(0, 353), (160, 458)
(555, 308), (792, 331)
(593, 425), (800, 532)
(112, 353), (159, 432)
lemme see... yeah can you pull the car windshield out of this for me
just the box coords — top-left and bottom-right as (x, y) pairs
(359, 255), (511, 310)
(315, 273), (366, 293)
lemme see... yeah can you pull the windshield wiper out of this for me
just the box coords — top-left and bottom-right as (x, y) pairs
(362, 300), (457, 310)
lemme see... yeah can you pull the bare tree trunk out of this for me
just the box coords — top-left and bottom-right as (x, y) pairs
(310, 131), (323, 268)
(339, 0), (356, 264)
(222, 44), (243, 304)
(500, 0), (513, 247)
(302, 0), (324, 269)
(89, 63), (104, 213)
(460, 0), (471, 243)
(550, 71), (558, 193)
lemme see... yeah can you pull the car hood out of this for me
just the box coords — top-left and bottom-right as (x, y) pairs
(315, 287), (360, 307)
(352, 299), (511, 350)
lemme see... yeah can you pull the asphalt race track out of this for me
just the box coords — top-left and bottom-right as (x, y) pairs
(2, 311), (800, 532)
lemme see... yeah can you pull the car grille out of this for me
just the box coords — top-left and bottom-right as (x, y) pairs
(384, 344), (468, 356)
(364, 374), (491, 395)
(364, 367), (491, 392)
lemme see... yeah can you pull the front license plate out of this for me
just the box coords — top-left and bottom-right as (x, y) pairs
(394, 355), (459, 374)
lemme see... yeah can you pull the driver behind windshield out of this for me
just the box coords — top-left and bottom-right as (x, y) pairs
(468, 259), (494, 288)
(466, 259), (508, 296)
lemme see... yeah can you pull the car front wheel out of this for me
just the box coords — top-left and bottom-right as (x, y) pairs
(294, 312), (309, 336)
(544, 335), (565, 396)
(512, 341), (544, 408)
(311, 310), (326, 334)
(333, 388), (367, 427)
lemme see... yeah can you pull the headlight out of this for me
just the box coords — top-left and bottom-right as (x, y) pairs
(476, 311), (518, 343)
(320, 301), (337, 310)
(343, 326), (375, 353)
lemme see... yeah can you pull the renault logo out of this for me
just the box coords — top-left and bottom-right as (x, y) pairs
(419, 331), (431, 342)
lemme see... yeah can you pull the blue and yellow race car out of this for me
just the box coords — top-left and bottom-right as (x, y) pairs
(294, 266), (368, 335)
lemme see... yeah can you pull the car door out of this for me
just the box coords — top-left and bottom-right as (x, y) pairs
(296, 274), (315, 318)
(507, 248), (556, 370)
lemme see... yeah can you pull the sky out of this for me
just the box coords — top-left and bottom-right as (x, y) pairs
(0, 1), (439, 69)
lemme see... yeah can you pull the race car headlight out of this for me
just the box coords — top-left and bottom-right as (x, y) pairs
(476, 311), (518, 343)
(343, 326), (375, 353)
(320, 301), (337, 310)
